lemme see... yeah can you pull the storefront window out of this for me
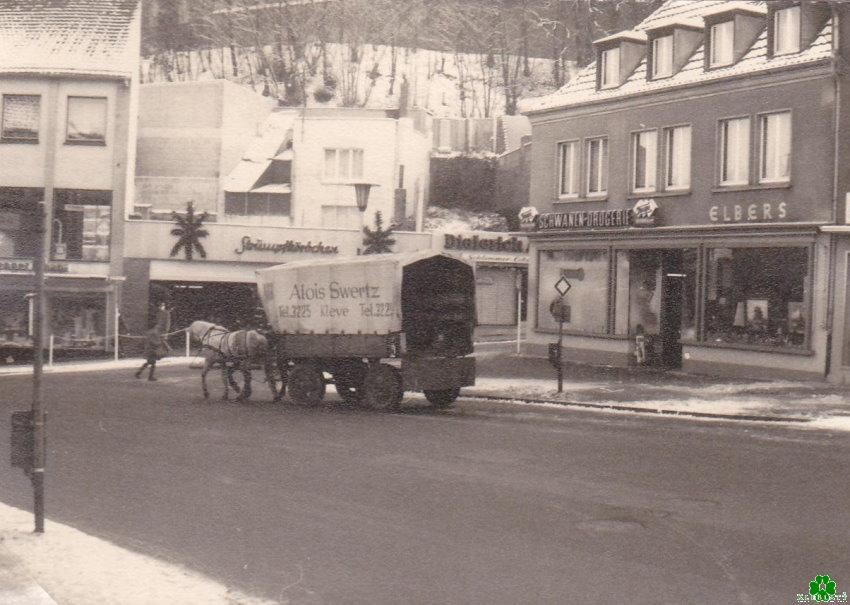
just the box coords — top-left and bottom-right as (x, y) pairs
(614, 249), (698, 340)
(704, 247), (808, 348)
(0, 187), (41, 258)
(53, 190), (111, 261)
(537, 249), (609, 333)
(0, 290), (32, 347)
(49, 293), (106, 349)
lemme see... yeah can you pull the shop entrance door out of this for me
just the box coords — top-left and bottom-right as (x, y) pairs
(659, 250), (684, 368)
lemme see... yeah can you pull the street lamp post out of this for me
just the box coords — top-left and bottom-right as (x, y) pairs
(351, 182), (378, 253)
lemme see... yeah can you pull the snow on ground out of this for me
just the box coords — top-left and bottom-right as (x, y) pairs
(467, 375), (850, 427)
(0, 503), (276, 605)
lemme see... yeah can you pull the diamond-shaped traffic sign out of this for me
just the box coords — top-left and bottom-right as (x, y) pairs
(554, 276), (571, 297)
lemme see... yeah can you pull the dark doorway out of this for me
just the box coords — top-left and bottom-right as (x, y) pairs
(152, 281), (261, 332)
(659, 250), (685, 368)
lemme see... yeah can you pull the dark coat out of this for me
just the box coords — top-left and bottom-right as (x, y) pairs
(143, 328), (167, 360)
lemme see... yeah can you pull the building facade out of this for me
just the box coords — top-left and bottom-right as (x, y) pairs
(0, 0), (140, 362)
(521, 0), (850, 382)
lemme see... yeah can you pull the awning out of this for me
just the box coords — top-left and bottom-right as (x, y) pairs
(251, 183), (292, 194)
(223, 160), (269, 193)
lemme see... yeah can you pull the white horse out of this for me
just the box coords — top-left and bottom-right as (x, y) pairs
(189, 320), (269, 400)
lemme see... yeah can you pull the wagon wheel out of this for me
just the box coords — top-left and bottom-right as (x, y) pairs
(333, 362), (367, 405)
(424, 388), (460, 408)
(265, 356), (287, 402)
(288, 363), (325, 407)
(361, 363), (404, 412)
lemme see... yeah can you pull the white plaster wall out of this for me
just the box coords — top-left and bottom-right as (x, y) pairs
(0, 78), (50, 187)
(291, 114), (398, 228)
(53, 80), (120, 190)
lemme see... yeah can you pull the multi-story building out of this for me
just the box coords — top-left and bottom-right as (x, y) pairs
(520, 0), (850, 382)
(124, 87), (435, 331)
(0, 0), (141, 361)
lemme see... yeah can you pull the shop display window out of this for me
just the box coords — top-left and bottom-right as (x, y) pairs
(704, 247), (808, 348)
(53, 189), (111, 261)
(0, 290), (32, 347)
(614, 249), (698, 340)
(0, 187), (41, 258)
(49, 293), (106, 349)
(537, 249), (609, 334)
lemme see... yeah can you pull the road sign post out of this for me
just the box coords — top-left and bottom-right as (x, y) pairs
(31, 201), (46, 533)
(551, 276), (572, 393)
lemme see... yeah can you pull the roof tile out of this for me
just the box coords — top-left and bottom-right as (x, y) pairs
(0, 0), (140, 77)
(521, 0), (831, 114)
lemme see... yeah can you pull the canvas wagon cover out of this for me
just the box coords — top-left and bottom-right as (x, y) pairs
(257, 251), (469, 335)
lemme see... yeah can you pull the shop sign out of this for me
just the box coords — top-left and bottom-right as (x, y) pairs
(632, 198), (658, 227)
(518, 206), (539, 231)
(709, 202), (788, 223)
(537, 209), (632, 230)
(0, 258), (69, 274)
(234, 236), (339, 256)
(443, 234), (526, 253)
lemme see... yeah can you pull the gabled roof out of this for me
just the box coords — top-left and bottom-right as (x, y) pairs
(521, 1), (831, 115)
(0, 0), (140, 78)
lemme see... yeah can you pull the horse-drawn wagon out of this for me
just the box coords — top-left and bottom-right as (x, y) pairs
(256, 251), (477, 409)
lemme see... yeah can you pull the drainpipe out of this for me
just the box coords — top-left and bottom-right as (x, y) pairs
(825, 4), (842, 378)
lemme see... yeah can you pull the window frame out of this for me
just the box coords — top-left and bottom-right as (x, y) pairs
(585, 136), (609, 197)
(709, 20), (735, 68)
(65, 96), (108, 145)
(556, 140), (580, 199)
(600, 47), (620, 89)
(1, 94), (41, 143)
(773, 5), (802, 56)
(718, 115), (751, 187)
(663, 124), (692, 191)
(758, 110), (792, 184)
(630, 129), (658, 194)
(323, 147), (365, 183)
(651, 35), (674, 79)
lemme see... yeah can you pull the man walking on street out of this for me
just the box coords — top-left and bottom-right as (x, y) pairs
(135, 325), (167, 381)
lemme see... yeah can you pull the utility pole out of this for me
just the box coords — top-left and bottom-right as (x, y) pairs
(31, 200), (46, 533)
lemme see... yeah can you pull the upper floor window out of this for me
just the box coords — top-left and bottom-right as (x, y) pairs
(710, 21), (734, 67)
(651, 35), (673, 79)
(665, 125), (692, 190)
(720, 117), (750, 186)
(760, 112), (791, 183)
(66, 97), (107, 144)
(600, 48), (620, 88)
(1, 95), (40, 142)
(586, 137), (608, 196)
(324, 148), (364, 182)
(558, 141), (579, 197)
(774, 5), (801, 56)
(631, 130), (657, 193)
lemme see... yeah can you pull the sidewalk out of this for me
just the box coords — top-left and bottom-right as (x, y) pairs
(0, 503), (276, 605)
(471, 350), (850, 429)
(0, 356), (201, 376)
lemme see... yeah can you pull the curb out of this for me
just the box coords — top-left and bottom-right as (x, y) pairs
(463, 392), (813, 424)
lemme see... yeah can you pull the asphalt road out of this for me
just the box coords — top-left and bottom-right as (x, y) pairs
(1, 366), (849, 604)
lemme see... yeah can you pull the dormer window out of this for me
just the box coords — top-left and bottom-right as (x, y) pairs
(710, 21), (734, 67)
(651, 35), (673, 79)
(774, 5), (801, 55)
(601, 48), (620, 88)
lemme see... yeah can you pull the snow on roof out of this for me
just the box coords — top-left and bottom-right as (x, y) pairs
(0, 0), (140, 78)
(642, 16), (704, 32)
(593, 30), (648, 46)
(699, 1), (766, 18)
(521, 1), (830, 116)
